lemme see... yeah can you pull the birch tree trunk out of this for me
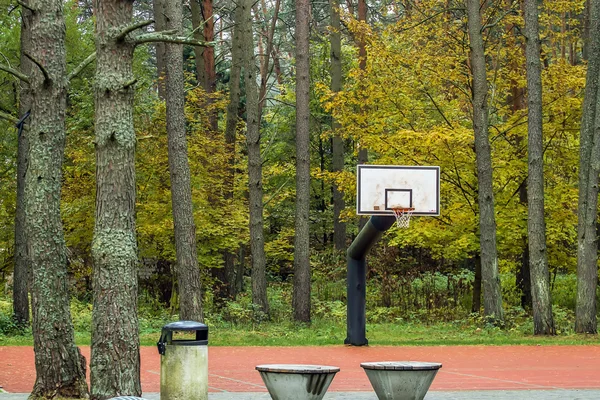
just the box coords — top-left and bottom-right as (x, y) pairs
(330, 0), (346, 252)
(524, 0), (555, 335)
(293, 0), (312, 322)
(162, 0), (204, 321)
(13, 9), (32, 327)
(26, 0), (88, 397)
(576, 0), (600, 334)
(465, 0), (504, 323)
(241, 0), (269, 314)
(91, 0), (141, 396)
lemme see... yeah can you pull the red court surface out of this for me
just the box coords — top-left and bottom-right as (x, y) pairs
(1, 345), (600, 393)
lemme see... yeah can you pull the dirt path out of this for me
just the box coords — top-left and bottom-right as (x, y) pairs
(1, 345), (599, 393)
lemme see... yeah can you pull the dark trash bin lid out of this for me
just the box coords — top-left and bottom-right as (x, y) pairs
(162, 320), (208, 332)
(158, 320), (208, 355)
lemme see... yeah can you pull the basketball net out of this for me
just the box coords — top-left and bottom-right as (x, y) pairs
(391, 207), (415, 228)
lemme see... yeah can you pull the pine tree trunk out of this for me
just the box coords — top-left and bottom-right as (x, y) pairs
(26, 0), (88, 397)
(91, 0), (141, 397)
(524, 0), (555, 335)
(223, 1), (244, 299)
(576, 0), (600, 334)
(153, 0), (167, 100)
(357, 0), (369, 232)
(242, 0), (269, 315)
(330, 0), (346, 252)
(13, 10), (32, 327)
(465, 0), (504, 323)
(583, 0), (591, 60)
(161, 0), (205, 321)
(293, 0), (311, 323)
(191, 0), (207, 88)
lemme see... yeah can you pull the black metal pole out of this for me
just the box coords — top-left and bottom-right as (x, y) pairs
(345, 216), (395, 346)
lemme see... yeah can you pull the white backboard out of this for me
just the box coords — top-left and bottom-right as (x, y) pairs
(357, 165), (440, 216)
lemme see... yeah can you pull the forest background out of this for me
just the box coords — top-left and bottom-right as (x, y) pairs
(0, 0), (599, 349)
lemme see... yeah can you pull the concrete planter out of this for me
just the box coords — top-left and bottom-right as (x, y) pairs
(361, 361), (442, 400)
(256, 364), (340, 400)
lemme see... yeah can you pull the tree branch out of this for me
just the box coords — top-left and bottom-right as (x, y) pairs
(0, 64), (30, 83)
(67, 52), (96, 81)
(134, 32), (213, 47)
(121, 78), (137, 90)
(16, 0), (35, 12)
(24, 52), (49, 82)
(116, 19), (155, 42)
(0, 110), (19, 125)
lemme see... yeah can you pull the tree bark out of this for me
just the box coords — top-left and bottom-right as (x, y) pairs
(242, 0), (269, 315)
(330, 0), (346, 252)
(576, 0), (600, 334)
(153, 0), (167, 100)
(465, 0), (504, 323)
(91, 0), (141, 397)
(583, 0), (591, 61)
(13, 9), (32, 327)
(190, 0), (207, 87)
(191, 0), (217, 131)
(293, 0), (311, 323)
(25, 0), (89, 397)
(357, 0), (368, 232)
(161, 0), (205, 321)
(223, 0), (244, 299)
(471, 255), (482, 313)
(524, 0), (555, 335)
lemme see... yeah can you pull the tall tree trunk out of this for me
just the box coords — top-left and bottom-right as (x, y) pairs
(203, 0), (217, 132)
(191, 0), (207, 87)
(13, 10), (32, 327)
(242, 0), (269, 315)
(506, 2), (532, 310)
(161, 0), (205, 321)
(91, 0), (141, 397)
(191, 0), (217, 131)
(153, 0), (167, 100)
(223, 1), (244, 299)
(471, 255), (482, 313)
(524, 0), (555, 335)
(576, 0), (600, 334)
(293, 0), (311, 323)
(257, 0), (281, 116)
(465, 0), (504, 323)
(330, 0), (346, 252)
(25, 0), (89, 397)
(357, 0), (369, 232)
(583, 0), (591, 61)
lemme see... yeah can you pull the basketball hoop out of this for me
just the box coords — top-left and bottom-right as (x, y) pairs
(391, 207), (415, 228)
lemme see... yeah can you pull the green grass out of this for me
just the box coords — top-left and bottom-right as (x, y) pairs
(1, 319), (599, 347)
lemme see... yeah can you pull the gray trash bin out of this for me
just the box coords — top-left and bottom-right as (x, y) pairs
(157, 321), (208, 400)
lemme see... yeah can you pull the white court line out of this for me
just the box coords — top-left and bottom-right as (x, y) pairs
(209, 374), (267, 390)
(441, 371), (563, 390)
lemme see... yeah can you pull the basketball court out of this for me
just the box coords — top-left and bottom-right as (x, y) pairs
(1, 345), (600, 395)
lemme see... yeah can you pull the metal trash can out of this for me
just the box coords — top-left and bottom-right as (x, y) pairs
(157, 321), (208, 400)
